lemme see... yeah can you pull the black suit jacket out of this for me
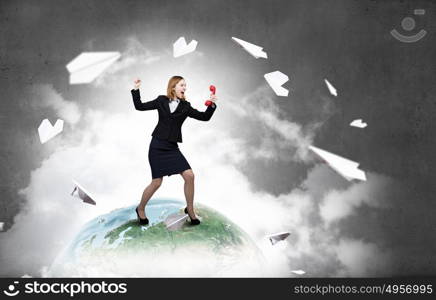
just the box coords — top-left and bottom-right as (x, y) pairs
(131, 89), (217, 143)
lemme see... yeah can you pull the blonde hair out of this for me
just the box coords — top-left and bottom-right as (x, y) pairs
(166, 76), (186, 100)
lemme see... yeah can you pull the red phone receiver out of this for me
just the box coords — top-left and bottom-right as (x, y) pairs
(205, 85), (216, 106)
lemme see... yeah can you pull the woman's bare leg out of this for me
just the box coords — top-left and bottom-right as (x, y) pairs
(137, 177), (162, 218)
(181, 169), (197, 219)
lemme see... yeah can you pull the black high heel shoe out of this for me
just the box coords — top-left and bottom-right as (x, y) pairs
(184, 207), (200, 225)
(135, 206), (149, 225)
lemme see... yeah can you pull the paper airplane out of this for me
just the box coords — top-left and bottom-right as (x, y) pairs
(231, 37), (268, 59)
(164, 213), (188, 231)
(66, 52), (121, 84)
(350, 119), (367, 128)
(173, 37), (198, 58)
(38, 119), (64, 144)
(291, 270), (306, 275)
(268, 232), (290, 245)
(71, 180), (96, 205)
(324, 78), (337, 96)
(264, 71), (289, 97)
(0, 222), (4, 231)
(309, 145), (367, 181)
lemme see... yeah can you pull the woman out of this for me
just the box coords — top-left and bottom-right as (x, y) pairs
(131, 76), (217, 226)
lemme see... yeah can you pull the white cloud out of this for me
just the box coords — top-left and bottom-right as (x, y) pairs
(29, 84), (81, 125)
(334, 238), (392, 277)
(92, 36), (162, 87)
(320, 173), (392, 226)
(224, 85), (317, 162)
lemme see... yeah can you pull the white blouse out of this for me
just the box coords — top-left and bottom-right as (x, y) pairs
(169, 98), (180, 113)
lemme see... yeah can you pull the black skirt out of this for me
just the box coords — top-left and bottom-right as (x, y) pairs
(148, 136), (191, 179)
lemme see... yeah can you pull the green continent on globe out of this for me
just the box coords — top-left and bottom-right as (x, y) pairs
(101, 205), (246, 252)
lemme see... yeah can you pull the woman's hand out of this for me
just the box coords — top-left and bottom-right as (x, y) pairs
(210, 94), (218, 103)
(133, 78), (141, 90)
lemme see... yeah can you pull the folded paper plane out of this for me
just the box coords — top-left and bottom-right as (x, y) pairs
(164, 213), (188, 231)
(264, 71), (289, 96)
(173, 37), (198, 58)
(268, 232), (290, 245)
(309, 145), (366, 181)
(38, 119), (64, 144)
(71, 180), (96, 205)
(324, 78), (337, 96)
(66, 52), (121, 84)
(231, 37), (268, 59)
(291, 270), (306, 275)
(350, 119), (367, 128)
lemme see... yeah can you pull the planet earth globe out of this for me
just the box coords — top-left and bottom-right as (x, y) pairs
(49, 199), (266, 277)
